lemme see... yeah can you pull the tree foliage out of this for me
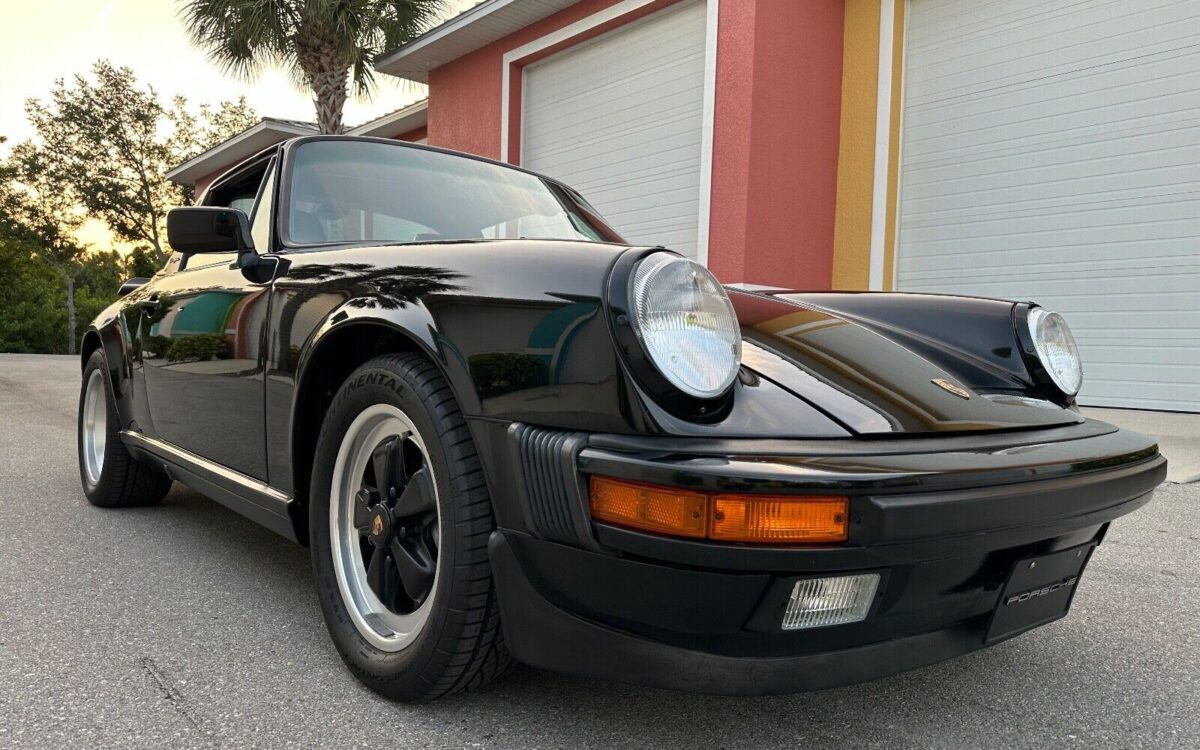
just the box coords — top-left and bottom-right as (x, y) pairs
(0, 137), (88, 353)
(22, 60), (258, 264)
(0, 221), (131, 355)
(180, 0), (447, 134)
(0, 61), (259, 354)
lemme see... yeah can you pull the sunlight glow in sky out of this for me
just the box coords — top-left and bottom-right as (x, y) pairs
(0, 0), (476, 252)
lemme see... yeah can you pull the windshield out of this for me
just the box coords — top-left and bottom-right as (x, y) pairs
(285, 139), (619, 246)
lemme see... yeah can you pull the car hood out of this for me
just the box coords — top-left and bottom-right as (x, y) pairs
(729, 290), (1082, 435)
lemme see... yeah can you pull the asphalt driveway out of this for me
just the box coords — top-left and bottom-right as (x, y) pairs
(1, 353), (1196, 749)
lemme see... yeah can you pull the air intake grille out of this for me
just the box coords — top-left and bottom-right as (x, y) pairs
(511, 424), (588, 545)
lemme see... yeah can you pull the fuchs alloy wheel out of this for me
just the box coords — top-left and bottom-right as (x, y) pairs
(310, 353), (509, 702)
(78, 350), (173, 508)
(331, 405), (440, 651)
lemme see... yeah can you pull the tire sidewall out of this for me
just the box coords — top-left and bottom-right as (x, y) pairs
(310, 364), (462, 694)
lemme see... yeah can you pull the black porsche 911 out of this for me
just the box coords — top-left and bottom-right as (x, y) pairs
(78, 136), (1166, 702)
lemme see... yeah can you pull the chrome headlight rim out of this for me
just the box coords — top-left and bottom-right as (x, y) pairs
(606, 249), (742, 418)
(1019, 304), (1083, 398)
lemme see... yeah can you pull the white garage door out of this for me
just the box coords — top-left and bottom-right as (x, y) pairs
(897, 0), (1200, 411)
(522, 0), (707, 259)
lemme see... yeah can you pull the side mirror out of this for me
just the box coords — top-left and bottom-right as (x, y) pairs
(117, 277), (150, 297)
(166, 206), (253, 255)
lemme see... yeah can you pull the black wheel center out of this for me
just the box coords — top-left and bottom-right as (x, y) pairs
(368, 504), (394, 547)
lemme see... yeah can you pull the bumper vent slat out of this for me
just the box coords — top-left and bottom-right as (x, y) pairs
(511, 424), (590, 546)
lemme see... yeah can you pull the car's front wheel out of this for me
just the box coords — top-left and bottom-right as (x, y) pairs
(78, 350), (173, 508)
(310, 353), (509, 702)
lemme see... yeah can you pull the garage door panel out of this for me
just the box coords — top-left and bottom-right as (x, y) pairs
(523, 108), (703, 165)
(524, 63), (704, 131)
(902, 188), (1199, 237)
(906, 13), (1198, 104)
(903, 187), (1199, 227)
(905, 113), (1200, 173)
(902, 215), (1197, 250)
(904, 0), (1195, 77)
(898, 0), (1200, 410)
(902, 266), (1200, 292)
(903, 123), (1200, 190)
(522, 0), (706, 259)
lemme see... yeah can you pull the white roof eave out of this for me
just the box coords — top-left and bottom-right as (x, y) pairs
(375, 0), (583, 83)
(166, 120), (316, 185)
(345, 100), (429, 138)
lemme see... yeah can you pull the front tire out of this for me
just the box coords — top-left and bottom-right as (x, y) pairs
(78, 350), (173, 508)
(310, 353), (509, 702)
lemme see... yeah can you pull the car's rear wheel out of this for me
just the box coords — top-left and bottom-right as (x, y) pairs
(310, 353), (509, 702)
(78, 350), (173, 508)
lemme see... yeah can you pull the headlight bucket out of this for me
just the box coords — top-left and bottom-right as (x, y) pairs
(606, 249), (741, 419)
(1016, 304), (1083, 399)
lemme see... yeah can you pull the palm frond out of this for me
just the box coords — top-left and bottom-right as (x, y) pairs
(180, 0), (451, 125)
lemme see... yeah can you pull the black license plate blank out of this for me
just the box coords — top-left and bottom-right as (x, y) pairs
(985, 541), (1097, 645)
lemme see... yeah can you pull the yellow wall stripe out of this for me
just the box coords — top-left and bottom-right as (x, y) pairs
(832, 0), (905, 291)
(831, 0), (879, 290)
(882, 0), (905, 291)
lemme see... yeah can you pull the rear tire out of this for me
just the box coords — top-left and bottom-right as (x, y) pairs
(310, 353), (510, 702)
(78, 350), (173, 508)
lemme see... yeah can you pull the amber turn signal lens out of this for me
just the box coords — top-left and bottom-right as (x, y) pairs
(588, 477), (708, 538)
(588, 477), (849, 544)
(710, 495), (847, 543)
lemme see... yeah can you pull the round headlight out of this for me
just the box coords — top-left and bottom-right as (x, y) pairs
(629, 254), (741, 399)
(1027, 307), (1082, 396)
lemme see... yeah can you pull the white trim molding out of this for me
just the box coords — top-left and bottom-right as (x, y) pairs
(346, 99), (428, 138)
(696, 0), (719, 267)
(868, 0), (895, 291)
(375, 0), (583, 83)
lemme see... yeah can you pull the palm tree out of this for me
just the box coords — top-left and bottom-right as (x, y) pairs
(180, 0), (448, 134)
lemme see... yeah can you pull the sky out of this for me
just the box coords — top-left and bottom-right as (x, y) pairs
(0, 0), (476, 250)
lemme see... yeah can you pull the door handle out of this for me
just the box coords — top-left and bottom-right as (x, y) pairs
(140, 295), (160, 314)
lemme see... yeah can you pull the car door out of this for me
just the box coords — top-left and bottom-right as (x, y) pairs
(138, 157), (278, 481)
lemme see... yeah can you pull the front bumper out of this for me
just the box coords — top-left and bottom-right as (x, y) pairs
(487, 419), (1166, 695)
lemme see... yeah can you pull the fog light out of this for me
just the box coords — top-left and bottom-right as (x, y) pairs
(782, 573), (879, 630)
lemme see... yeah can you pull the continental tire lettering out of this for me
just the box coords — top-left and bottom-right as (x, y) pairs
(346, 372), (404, 396)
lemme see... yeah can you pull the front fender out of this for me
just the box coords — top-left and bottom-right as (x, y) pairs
(271, 241), (646, 435)
(293, 296), (475, 413)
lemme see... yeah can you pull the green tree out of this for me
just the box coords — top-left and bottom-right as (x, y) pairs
(0, 140), (87, 354)
(23, 61), (257, 265)
(181, 0), (447, 134)
(125, 246), (165, 279)
(0, 225), (65, 354)
(0, 231), (137, 355)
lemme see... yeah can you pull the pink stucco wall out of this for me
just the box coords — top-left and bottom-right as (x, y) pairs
(708, 0), (844, 289)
